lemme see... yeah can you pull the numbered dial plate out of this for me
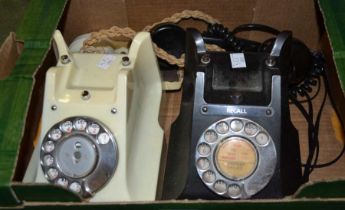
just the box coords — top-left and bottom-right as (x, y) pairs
(40, 117), (118, 198)
(195, 117), (277, 199)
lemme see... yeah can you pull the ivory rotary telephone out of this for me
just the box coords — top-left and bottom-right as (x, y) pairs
(24, 30), (164, 202)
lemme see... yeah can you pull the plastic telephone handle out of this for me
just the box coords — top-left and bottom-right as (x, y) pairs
(186, 28), (207, 55)
(52, 30), (71, 65)
(270, 31), (292, 58)
(185, 28), (207, 78)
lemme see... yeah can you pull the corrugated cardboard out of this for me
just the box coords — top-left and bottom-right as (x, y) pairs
(0, 33), (23, 80)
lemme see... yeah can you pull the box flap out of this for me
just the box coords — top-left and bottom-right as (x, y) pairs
(12, 183), (81, 202)
(319, 0), (345, 93)
(0, 186), (20, 206)
(22, 199), (345, 209)
(0, 0), (67, 206)
(295, 180), (345, 198)
(0, 32), (23, 80)
(15, 0), (67, 41)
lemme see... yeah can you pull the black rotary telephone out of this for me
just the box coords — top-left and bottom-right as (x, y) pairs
(154, 23), (340, 199)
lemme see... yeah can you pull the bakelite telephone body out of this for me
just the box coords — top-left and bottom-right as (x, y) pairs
(24, 30), (164, 202)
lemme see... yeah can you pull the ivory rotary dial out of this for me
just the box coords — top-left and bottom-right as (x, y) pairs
(40, 117), (118, 198)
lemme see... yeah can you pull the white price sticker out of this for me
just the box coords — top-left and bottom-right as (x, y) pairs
(97, 55), (116, 70)
(230, 53), (246, 68)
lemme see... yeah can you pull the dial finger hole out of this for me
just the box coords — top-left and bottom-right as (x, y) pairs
(228, 184), (242, 198)
(204, 130), (218, 143)
(56, 178), (68, 188)
(97, 132), (110, 144)
(87, 123), (100, 135)
(43, 154), (54, 166)
(60, 121), (73, 133)
(197, 143), (211, 156)
(69, 182), (82, 193)
(202, 170), (216, 183)
(244, 122), (258, 136)
(214, 180), (227, 194)
(216, 121), (229, 134)
(43, 141), (55, 153)
(49, 129), (62, 140)
(74, 119), (87, 130)
(255, 132), (270, 146)
(197, 158), (210, 170)
(230, 119), (243, 132)
(47, 168), (58, 180)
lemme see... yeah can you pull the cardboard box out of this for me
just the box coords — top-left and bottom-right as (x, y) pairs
(1, 0), (345, 208)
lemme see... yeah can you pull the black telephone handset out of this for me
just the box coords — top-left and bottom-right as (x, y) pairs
(162, 28), (302, 199)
